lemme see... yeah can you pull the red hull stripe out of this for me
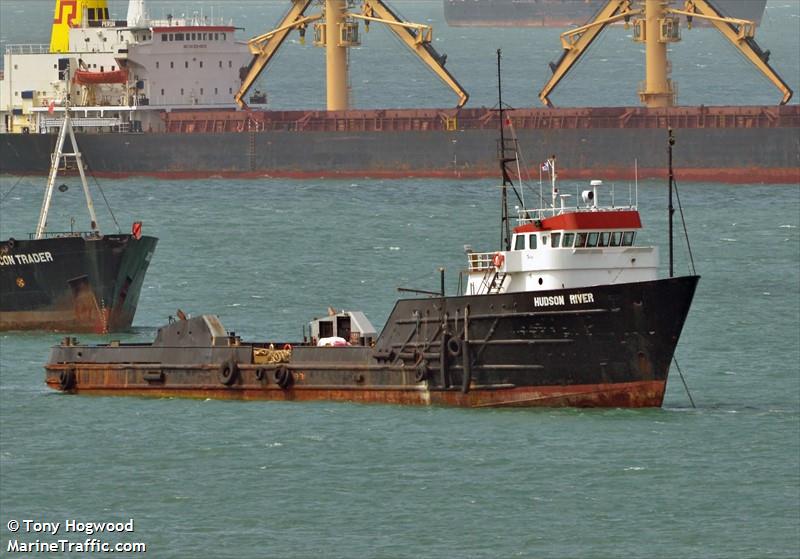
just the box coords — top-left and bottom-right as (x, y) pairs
(514, 210), (642, 233)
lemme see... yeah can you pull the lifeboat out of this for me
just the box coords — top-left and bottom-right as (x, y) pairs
(73, 68), (128, 85)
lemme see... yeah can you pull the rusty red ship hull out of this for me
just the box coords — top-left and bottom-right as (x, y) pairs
(45, 276), (698, 408)
(3, 105), (798, 183)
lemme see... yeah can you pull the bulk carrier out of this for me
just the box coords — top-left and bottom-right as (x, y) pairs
(0, 0), (797, 183)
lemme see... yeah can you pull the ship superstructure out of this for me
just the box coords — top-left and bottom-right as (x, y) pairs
(466, 178), (654, 296)
(0, 0), (251, 135)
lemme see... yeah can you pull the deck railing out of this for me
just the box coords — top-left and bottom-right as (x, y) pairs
(467, 252), (496, 272)
(5, 44), (50, 55)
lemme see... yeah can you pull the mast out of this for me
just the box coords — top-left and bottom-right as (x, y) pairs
(497, 49), (511, 251)
(35, 105), (99, 239)
(668, 128), (675, 278)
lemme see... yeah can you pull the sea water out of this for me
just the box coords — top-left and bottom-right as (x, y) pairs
(0, 177), (797, 558)
(1, 1), (799, 557)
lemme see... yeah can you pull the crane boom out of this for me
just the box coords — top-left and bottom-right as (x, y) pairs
(538, 0), (636, 108)
(360, 0), (469, 108)
(235, 0), (314, 109)
(674, 0), (792, 104)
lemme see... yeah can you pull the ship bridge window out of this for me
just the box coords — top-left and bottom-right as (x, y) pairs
(562, 233), (574, 248)
(599, 232), (609, 247)
(222, 33), (227, 40)
(88, 8), (96, 20)
(587, 232), (599, 247)
(175, 33), (184, 41)
(214, 33), (219, 40)
(162, 34), (167, 41)
(551, 233), (560, 248)
(575, 233), (587, 248)
(104, 8), (109, 19)
(622, 231), (636, 246)
(527, 234), (537, 249)
(609, 232), (620, 246)
(169, 34), (173, 41)
(514, 235), (525, 251)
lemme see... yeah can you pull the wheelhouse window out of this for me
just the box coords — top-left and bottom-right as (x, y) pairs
(621, 231), (635, 246)
(175, 33), (184, 41)
(528, 234), (537, 249)
(587, 232), (599, 247)
(562, 233), (574, 248)
(514, 235), (525, 251)
(599, 232), (609, 247)
(551, 233), (561, 248)
(609, 232), (620, 246)
(161, 34), (168, 42)
(575, 233), (587, 248)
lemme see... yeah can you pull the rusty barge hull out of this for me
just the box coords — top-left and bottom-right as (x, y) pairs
(3, 106), (798, 184)
(45, 276), (699, 408)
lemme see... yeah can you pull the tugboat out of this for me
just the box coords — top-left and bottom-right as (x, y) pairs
(1, 108), (157, 332)
(43, 54), (698, 406)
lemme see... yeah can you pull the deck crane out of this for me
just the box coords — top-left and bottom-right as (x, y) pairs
(235, 0), (469, 111)
(539, 0), (793, 108)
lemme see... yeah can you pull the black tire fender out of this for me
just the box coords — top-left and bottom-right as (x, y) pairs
(218, 359), (238, 386)
(273, 366), (293, 389)
(255, 367), (267, 382)
(58, 368), (76, 391)
(446, 337), (463, 358)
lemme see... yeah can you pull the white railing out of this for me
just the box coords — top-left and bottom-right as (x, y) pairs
(147, 15), (234, 28)
(5, 44), (50, 55)
(40, 117), (123, 130)
(466, 252), (495, 272)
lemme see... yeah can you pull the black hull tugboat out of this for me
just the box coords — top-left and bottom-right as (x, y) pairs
(44, 54), (697, 407)
(43, 148), (698, 408)
(1, 109), (157, 333)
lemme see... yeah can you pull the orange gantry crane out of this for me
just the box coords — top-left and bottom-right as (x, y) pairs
(539, 0), (793, 108)
(235, 0), (469, 111)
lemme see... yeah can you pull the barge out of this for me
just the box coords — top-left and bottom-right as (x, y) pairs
(43, 107), (699, 406)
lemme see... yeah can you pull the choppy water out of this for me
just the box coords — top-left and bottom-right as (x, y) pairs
(1, 1), (800, 557)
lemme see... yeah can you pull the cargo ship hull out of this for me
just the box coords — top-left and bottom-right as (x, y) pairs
(1, 235), (157, 333)
(3, 106), (797, 183)
(45, 276), (698, 407)
(443, 0), (767, 27)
